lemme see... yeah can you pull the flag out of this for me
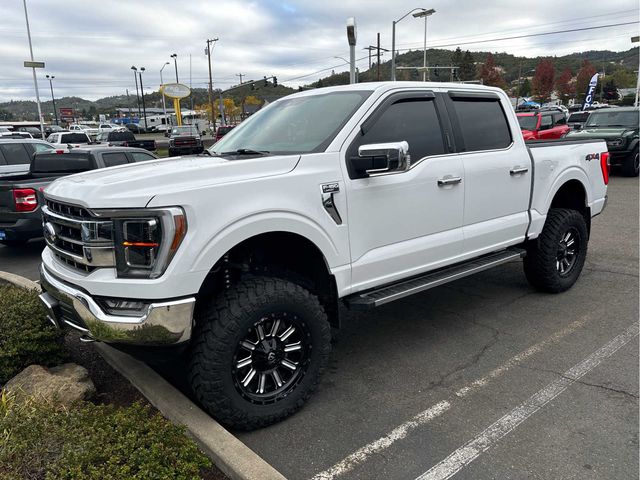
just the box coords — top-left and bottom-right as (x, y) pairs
(582, 73), (599, 110)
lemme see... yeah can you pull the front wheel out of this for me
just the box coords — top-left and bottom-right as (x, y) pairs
(188, 276), (331, 430)
(523, 208), (588, 293)
(621, 146), (639, 177)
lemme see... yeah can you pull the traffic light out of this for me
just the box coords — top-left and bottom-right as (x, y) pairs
(263, 76), (268, 87)
(273, 77), (278, 87)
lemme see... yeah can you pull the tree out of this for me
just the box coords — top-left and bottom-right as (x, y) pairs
(532, 59), (555, 103)
(555, 68), (575, 104)
(576, 60), (597, 101)
(478, 53), (506, 88)
(610, 68), (637, 88)
(458, 50), (476, 81)
(519, 78), (532, 97)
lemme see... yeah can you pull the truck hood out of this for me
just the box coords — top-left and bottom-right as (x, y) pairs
(567, 127), (635, 139)
(44, 154), (301, 208)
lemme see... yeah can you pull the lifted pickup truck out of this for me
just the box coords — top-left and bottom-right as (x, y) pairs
(0, 147), (157, 246)
(39, 82), (608, 430)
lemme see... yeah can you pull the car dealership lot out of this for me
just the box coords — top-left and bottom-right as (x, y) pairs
(2, 175), (638, 480)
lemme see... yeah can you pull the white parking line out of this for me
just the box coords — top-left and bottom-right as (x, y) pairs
(416, 322), (639, 480)
(310, 317), (588, 480)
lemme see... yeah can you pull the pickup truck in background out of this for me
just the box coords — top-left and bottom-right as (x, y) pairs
(0, 147), (157, 246)
(517, 111), (570, 140)
(168, 125), (204, 156)
(38, 82), (608, 430)
(46, 131), (93, 149)
(567, 106), (639, 177)
(0, 138), (55, 178)
(96, 130), (157, 151)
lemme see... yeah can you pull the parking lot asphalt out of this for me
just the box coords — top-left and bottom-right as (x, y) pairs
(1, 175), (637, 480)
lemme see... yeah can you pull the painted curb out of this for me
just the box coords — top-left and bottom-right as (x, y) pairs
(96, 344), (288, 480)
(0, 271), (41, 291)
(0, 271), (286, 480)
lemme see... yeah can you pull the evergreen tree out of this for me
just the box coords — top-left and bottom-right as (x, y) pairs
(459, 50), (476, 81)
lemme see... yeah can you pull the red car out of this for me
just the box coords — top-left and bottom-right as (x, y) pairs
(214, 125), (235, 142)
(517, 111), (570, 140)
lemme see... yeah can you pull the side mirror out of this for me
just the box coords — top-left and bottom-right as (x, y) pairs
(350, 141), (410, 178)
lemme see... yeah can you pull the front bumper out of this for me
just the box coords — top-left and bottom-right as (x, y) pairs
(39, 264), (195, 346)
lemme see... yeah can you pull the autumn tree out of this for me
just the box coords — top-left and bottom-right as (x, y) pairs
(531, 59), (555, 103)
(576, 60), (597, 101)
(555, 68), (575, 104)
(478, 53), (506, 88)
(459, 50), (476, 81)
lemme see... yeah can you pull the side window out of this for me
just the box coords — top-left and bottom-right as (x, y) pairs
(540, 115), (553, 130)
(0, 143), (32, 165)
(32, 143), (54, 152)
(102, 152), (129, 167)
(450, 98), (512, 151)
(555, 113), (566, 125)
(130, 152), (156, 162)
(353, 98), (445, 162)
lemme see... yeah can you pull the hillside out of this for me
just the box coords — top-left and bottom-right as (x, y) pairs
(1, 47), (637, 121)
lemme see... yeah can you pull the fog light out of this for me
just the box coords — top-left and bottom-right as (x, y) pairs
(98, 298), (149, 316)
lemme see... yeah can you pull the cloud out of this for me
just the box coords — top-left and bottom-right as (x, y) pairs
(0, 0), (637, 102)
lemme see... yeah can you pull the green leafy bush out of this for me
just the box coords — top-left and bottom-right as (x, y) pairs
(0, 284), (66, 384)
(0, 394), (211, 479)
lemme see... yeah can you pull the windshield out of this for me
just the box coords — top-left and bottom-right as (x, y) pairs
(585, 110), (639, 128)
(517, 115), (538, 131)
(171, 126), (198, 135)
(210, 90), (372, 156)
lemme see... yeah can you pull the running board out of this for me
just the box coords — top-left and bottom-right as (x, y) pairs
(345, 249), (526, 309)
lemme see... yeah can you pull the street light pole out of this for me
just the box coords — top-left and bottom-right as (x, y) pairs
(391, 8), (428, 81)
(170, 53), (179, 82)
(413, 9), (435, 82)
(347, 17), (357, 84)
(160, 62), (169, 121)
(632, 36), (639, 107)
(206, 38), (218, 131)
(138, 67), (148, 132)
(46, 74), (58, 125)
(131, 66), (141, 120)
(22, 0), (44, 138)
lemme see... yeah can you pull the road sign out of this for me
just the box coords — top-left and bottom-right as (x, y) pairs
(24, 61), (45, 68)
(161, 83), (191, 99)
(59, 108), (75, 122)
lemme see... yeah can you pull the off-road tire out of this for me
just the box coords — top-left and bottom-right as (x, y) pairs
(523, 208), (588, 293)
(621, 146), (639, 177)
(188, 276), (331, 430)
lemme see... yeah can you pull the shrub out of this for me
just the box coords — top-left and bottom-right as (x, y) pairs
(0, 394), (211, 479)
(0, 284), (66, 384)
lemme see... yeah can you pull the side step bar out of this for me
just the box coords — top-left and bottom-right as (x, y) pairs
(345, 248), (526, 310)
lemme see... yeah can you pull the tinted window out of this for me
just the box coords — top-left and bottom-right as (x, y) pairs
(355, 99), (445, 161)
(0, 149), (6, 165)
(102, 152), (129, 167)
(130, 152), (156, 162)
(585, 110), (639, 128)
(60, 133), (90, 143)
(540, 115), (553, 129)
(554, 113), (566, 125)
(452, 99), (512, 151)
(568, 112), (589, 123)
(32, 142), (55, 152)
(0, 143), (31, 165)
(109, 131), (135, 141)
(32, 153), (92, 173)
(517, 115), (538, 130)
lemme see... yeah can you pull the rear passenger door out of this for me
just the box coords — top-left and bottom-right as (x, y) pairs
(445, 91), (531, 258)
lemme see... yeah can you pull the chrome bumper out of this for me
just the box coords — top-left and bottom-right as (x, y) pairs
(39, 264), (195, 346)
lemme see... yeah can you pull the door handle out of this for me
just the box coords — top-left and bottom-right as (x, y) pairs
(510, 166), (529, 175)
(437, 176), (462, 186)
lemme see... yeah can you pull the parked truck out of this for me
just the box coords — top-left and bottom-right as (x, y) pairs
(38, 82), (609, 430)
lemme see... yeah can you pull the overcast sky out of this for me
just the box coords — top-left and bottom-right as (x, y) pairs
(1, 0), (638, 102)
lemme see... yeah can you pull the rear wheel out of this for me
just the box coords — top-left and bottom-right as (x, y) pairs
(523, 208), (588, 293)
(188, 276), (331, 430)
(621, 146), (639, 177)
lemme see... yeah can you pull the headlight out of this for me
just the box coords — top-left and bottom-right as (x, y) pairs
(110, 207), (187, 279)
(606, 138), (624, 148)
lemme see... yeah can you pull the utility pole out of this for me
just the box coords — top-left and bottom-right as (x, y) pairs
(364, 46), (375, 69)
(365, 35), (388, 81)
(633, 36), (639, 106)
(236, 73), (244, 84)
(126, 88), (132, 119)
(138, 68), (147, 131)
(206, 38), (218, 131)
(131, 66), (141, 120)
(46, 75), (58, 125)
(22, 0), (44, 138)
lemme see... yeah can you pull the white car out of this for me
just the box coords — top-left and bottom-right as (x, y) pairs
(46, 131), (92, 148)
(69, 123), (99, 138)
(39, 82), (608, 430)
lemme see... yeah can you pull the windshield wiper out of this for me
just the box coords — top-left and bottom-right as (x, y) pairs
(221, 148), (270, 156)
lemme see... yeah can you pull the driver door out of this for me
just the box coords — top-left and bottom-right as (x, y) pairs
(342, 92), (465, 293)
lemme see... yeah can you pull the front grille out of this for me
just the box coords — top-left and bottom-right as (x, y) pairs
(43, 199), (115, 273)
(174, 138), (198, 147)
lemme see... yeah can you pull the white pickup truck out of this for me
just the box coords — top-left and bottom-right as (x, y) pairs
(39, 82), (609, 429)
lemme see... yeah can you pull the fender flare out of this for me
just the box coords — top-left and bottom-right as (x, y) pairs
(541, 167), (591, 215)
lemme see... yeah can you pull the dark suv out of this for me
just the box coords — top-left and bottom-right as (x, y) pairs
(567, 107), (639, 176)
